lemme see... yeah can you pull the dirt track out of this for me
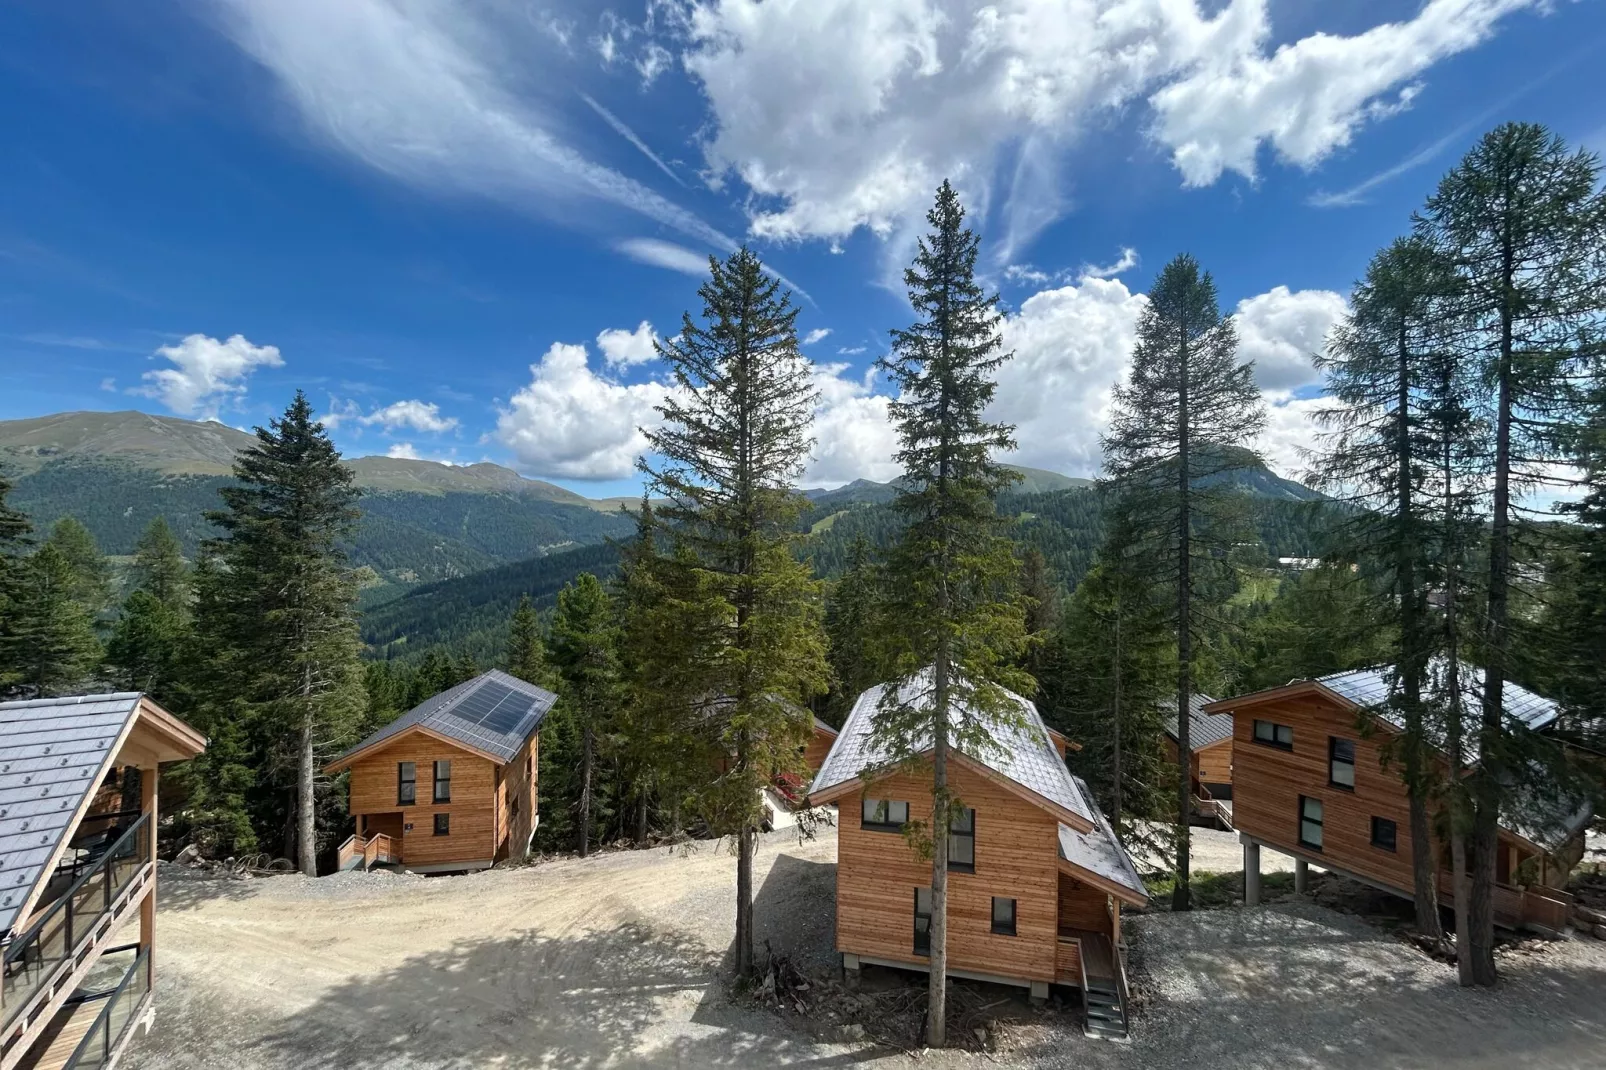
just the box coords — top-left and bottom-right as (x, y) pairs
(123, 826), (1606, 1070)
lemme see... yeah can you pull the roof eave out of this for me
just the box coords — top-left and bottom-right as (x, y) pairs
(324, 723), (507, 772)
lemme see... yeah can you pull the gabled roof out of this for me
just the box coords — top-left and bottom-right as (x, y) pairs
(0, 692), (205, 937)
(1160, 693), (1230, 750)
(1319, 665), (1558, 735)
(1059, 775), (1148, 903)
(809, 671), (1094, 826)
(813, 716), (838, 736)
(329, 670), (556, 768)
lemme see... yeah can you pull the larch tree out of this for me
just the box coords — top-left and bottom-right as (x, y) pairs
(44, 516), (113, 618)
(872, 181), (1029, 1047)
(640, 248), (829, 981)
(131, 515), (190, 609)
(1102, 253), (1265, 911)
(107, 516), (195, 703)
(550, 572), (621, 858)
(1416, 123), (1606, 983)
(823, 532), (883, 725)
(206, 391), (366, 876)
(13, 543), (102, 695)
(505, 594), (550, 687)
(0, 469), (35, 688)
(1311, 235), (1455, 945)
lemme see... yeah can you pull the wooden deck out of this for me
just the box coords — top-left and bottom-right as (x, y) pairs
(1061, 928), (1116, 983)
(19, 997), (101, 1070)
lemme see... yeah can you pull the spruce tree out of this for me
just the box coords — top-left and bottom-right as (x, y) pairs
(550, 573), (621, 858)
(131, 516), (190, 609)
(0, 470), (35, 689)
(12, 543), (102, 695)
(1416, 123), (1606, 983)
(822, 533), (882, 725)
(206, 391), (366, 876)
(105, 590), (190, 701)
(1312, 235), (1455, 945)
(1103, 253), (1265, 910)
(872, 181), (1029, 1047)
(44, 517), (113, 618)
(505, 594), (550, 687)
(641, 247), (828, 981)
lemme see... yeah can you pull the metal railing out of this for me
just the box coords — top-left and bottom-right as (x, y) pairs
(0, 812), (150, 1025)
(61, 947), (149, 1069)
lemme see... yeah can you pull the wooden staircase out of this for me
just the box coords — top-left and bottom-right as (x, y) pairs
(1074, 932), (1129, 1041)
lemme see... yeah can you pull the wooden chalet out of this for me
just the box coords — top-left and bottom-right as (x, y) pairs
(1161, 693), (1234, 829)
(808, 673), (1149, 1040)
(1207, 667), (1591, 931)
(0, 692), (207, 1070)
(803, 717), (838, 775)
(325, 670), (555, 874)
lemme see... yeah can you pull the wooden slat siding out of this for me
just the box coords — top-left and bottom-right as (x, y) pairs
(1230, 692), (1543, 898)
(1057, 873), (1110, 932)
(1055, 935), (1081, 981)
(497, 734), (539, 862)
(1196, 737), (1233, 786)
(836, 763), (1060, 984)
(346, 736), (497, 868)
(803, 727), (836, 774)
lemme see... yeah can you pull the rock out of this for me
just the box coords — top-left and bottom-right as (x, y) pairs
(840, 1023), (865, 1041)
(174, 844), (202, 866)
(973, 1028), (988, 1045)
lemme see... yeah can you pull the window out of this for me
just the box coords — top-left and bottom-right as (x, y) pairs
(861, 798), (909, 831)
(433, 760), (452, 803)
(1329, 738), (1356, 790)
(397, 762), (416, 806)
(1371, 816), (1397, 852)
(948, 808), (976, 873)
(1253, 720), (1294, 749)
(434, 813), (450, 836)
(913, 887), (932, 956)
(991, 897), (1017, 936)
(1299, 796), (1324, 851)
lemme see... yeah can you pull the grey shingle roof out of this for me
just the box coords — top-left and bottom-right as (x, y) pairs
(1318, 664), (1558, 734)
(333, 670), (556, 766)
(0, 693), (141, 936)
(810, 671), (1093, 823)
(1160, 693), (1230, 750)
(1058, 776), (1148, 900)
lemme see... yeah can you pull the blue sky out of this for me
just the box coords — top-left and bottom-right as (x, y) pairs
(2, 0), (1602, 497)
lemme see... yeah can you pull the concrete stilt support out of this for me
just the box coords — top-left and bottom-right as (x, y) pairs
(842, 953), (860, 989)
(1294, 857), (1309, 894)
(1030, 980), (1049, 1004)
(1243, 838), (1262, 907)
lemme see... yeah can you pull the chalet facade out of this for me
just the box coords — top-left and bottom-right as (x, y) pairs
(0, 692), (207, 1070)
(1161, 693), (1234, 828)
(1207, 667), (1590, 930)
(808, 675), (1148, 1040)
(326, 670), (555, 874)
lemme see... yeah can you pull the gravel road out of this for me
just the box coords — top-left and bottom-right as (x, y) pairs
(121, 825), (1606, 1070)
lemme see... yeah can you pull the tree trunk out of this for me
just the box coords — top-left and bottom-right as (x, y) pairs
(579, 722), (594, 858)
(927, 653), (951, 1048)
(1173, 324), (1193, 912)
(637, 787), (649, 845)
(736, 822), (755, 979)
(1111, 607), (1123, 838)
(297, 712), (316, 876)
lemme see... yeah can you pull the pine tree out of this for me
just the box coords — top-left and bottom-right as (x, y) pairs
(1311, 234), (1456, 945)
(872, 181), (1029, 1047)
(641, 248), (829, 981)
(1018, 546), (1060, 692)
(0, 469), (35, 689)
(822, 533), (882, 725)
(1416, 123), (1606, 984)
(105, 590), (190, 701)
(1103, 253), (1265, 910)
(550, 573), (621, 858)
(44, 516), (113, 618)
(12, 543), (102, 695)
(505, 595), (550, 687)
(205, 391), (366, 876)
(131, 516), (190, 609)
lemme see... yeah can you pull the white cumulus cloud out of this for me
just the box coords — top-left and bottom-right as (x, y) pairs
(807, 363), (903, 487)
(596, 321), (660, 367)
(495, 341), (669, 479)
(1233, 286), (1349, 398)
(803, 328), (833, 346)
(386, 442), (421, 459)
(361, 399), (459, 434)
(135, 333), (283, 420)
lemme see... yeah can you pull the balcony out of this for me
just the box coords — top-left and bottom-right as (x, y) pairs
(19, 946), (149, 1070)
(1, 814), (151, 1059)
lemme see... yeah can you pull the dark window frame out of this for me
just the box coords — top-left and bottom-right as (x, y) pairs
(913, 886), (932, 957)
(991, 896), (1017, 936)
(397, 762), (417, 806)
(1253, 719), (1294, 750)
(861, 797), (910, 832)
(433, 760), (452, 803)
(948, 807), (976, 873)
(433, 813), (450, 836)
(1298, 795), (1324, 852)
(1329, 737), (1356, 791)
(1371, 816), (1397, 852)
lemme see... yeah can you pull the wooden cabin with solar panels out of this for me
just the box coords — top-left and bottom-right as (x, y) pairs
(325, 670), (556, 875)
